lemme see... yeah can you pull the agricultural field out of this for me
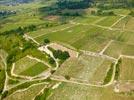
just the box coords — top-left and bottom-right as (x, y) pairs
(104, 41), (134, 58)
(48, 82), (134, 100)
(54, 54), (113, 83)
(4, 83), (48, 100)
(119, 57), (134, 80)
(0, 0), (134, 100)
(13, 56), (49, 77)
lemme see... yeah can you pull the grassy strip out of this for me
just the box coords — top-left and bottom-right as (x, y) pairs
(114, 59), (121, 80)
(0, 69), (5, 94)
(103, 63), (114, 84)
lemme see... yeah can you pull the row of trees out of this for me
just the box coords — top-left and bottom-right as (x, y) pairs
(39, 0), (134, 17)
(56, 0), (134, 9)
(1, 25), (36, 35)
(56, 0), (92, 9)
(0, 10), (16, 18)
(93, 0), (134, 9)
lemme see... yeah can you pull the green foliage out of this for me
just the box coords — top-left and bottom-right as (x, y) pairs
(1, 79), (50, 99)
(44, 38), (50, 44)
(115, 59), (122, 80)
(47, 47), (70, 60)
(94, 9), (115, 16)
(1, 90), (8, 99)
(0, 69), (5, 94)
(95, 0), (134, 9)
(35, 88), (52, 100)
(48, 57), (55, 65)
(20, 62), (48, 76)
(39, 0), (92, 17)
(1, 25), (37, 35)
(103, 63), (114, 84)
(53, 49), (70, 60)
(8, 79), (20, 85)
(129, 10), (134, 16)
(64, 75), (71, 80)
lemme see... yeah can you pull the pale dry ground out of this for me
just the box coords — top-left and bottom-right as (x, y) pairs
(118, 82), (134, 92)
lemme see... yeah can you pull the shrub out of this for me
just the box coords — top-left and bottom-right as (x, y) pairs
(65, 75), (70, 80)
(129, 10), (134, 16)
(44, 39), (50, 44)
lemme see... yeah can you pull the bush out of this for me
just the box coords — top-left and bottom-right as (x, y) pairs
(44, 39), (50, 44)
(65, 75), (70, 80)
(103, 63), (114, 84)
(115, 59), (122, 80)
(53, 50), (70, 60)
(48, 57), (55, 64)
(129, 11), (134, 16)
(91, 10), (96, 15)
(96, 10), (115, 16)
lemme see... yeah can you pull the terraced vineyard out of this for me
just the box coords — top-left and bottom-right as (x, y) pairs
(0, 0), (134, 100)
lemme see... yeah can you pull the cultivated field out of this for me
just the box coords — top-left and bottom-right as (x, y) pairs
(13, 56), (49, 77)
(4, 83), (47, 100)
(119, 58), (134, 80)
(54, 54), (113, 83)
(48, 82), (134, 100)
(0, 0), (134, 100)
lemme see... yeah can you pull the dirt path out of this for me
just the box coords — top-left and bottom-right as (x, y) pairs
(100, 40), (113, 55)
(27, 55), (52, 68)
(5, 82), (49, 99)
(33, 24), (77, 39)
(93, 17), (107, 24)
(23, 34), (40, 45)
(38, 45), (59, 70)
(80, 50), (117, 61)
(111, 15), (127, 28)
(120, 55), (134, 59)
(51, 74), (116, 87)
(11, 63), (33, 80)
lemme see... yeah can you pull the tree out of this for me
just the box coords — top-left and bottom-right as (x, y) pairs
(65, 75), (71, 80)
(44, 38), (50, 44)
(53, 50), (70, 60)
(48, 57), (55, 64)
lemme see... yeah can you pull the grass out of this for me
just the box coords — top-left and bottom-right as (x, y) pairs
(14, 56), (49, 77)
(113, 16), (134, 31)
(0, 49), (7, 94)
(72, 36), (109, 52)
(48, 82), (133, 100)
(20, 62), (48, 76)
(14, 56), (38, 75)
(0, 4), (134, 100)
(54, 54), (113, 83)
(119, 58), (134, 80)
(113, 9), (130, 15)
(35, 24), (92, 44)
(91, 61), (113, 83)
(1, 79), (51, 99)
(73, 15), (102, 24)
(104, 41), (134, 58)
(97, 16), (122, 27)
(4, 83), (47, 100)
(28, 23), (74, 38)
